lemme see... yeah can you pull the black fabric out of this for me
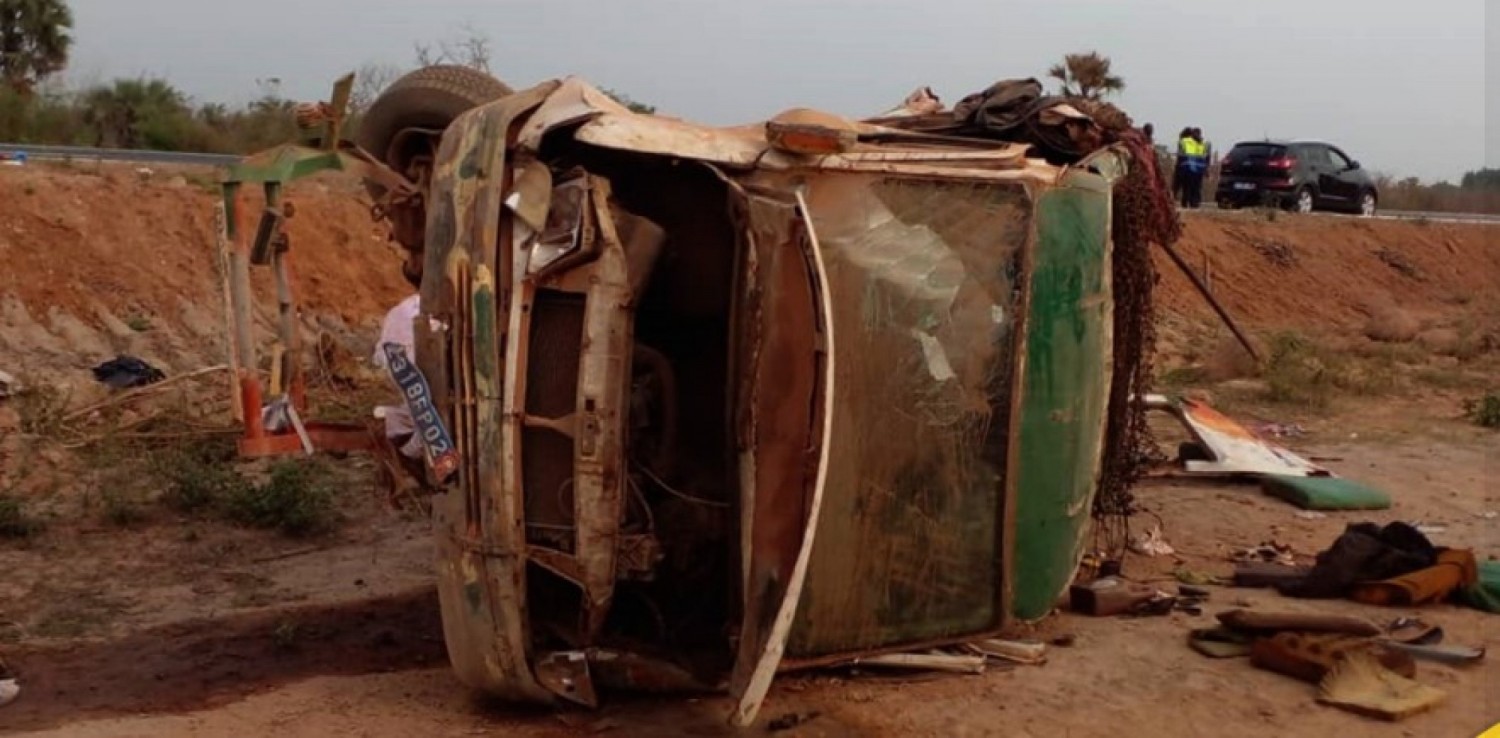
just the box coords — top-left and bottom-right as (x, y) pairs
(946, 78), (1095, 164)
(1279, 522), (1439, 599)
(91, 355), (165, 389)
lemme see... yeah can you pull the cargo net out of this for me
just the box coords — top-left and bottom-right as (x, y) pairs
(1075, 101), (1183, 558)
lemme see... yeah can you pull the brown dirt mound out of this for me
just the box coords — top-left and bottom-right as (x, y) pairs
(1157, 213), (1499, 332)
(0, 166), (410, 380)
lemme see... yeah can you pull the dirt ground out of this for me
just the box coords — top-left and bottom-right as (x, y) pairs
(1, 169), (1497, 737)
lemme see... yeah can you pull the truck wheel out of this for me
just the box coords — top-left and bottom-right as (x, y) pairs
(355, 64), (513, 185)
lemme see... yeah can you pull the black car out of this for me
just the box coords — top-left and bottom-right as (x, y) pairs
(1215, 140), (1378, 216)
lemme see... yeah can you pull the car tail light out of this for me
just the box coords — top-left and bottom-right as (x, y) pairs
(1268, 156), (1296, 170)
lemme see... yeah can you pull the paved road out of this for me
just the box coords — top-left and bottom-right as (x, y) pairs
(5, 142), (1499, 225)
(1190, 204), (1500, 225)
(0, 142), (239, 168)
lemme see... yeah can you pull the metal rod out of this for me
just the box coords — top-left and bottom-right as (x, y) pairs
(225, 186), (258, 381)
(1157, 241), (1260, 363)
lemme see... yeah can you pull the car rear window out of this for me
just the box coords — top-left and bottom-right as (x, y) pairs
(1227, 144), (1286, 162)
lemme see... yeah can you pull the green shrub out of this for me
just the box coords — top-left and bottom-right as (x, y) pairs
(0, 494), (44, 539)
(153, 439), (250, 514)
(224, 460), (339, 537)
(1463, 394), (1500, 429)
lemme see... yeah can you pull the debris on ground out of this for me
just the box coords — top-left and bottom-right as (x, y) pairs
(1459, 559), (1500, 613)
(968, 638), (1048, 665)
(1186, 607), (1464, 722)
(1069, 576), (1159, 617)
(1349, 548), (1478, 606)
(1188, 627), (1254, 659)
(1143, 395), (1327, 477)
(1129, 524), (1176, 557)
(1251, 631), (1416, 682)
(91, 355), (166, 390)
(0, 370), (18, 399)
(1317, 651), (1447, 721)
(1232, 561), (1311, 589)
(1295, 510), (1329, 520)
(767, 710), (822, 733)
(1231, 542), (1298, 567)
(851, 652), (987, 675)
(1261, 475), (1392, 511)
(1280, 522), (1455, 600)
(1175, 568), (1228, 586)
(0, 656), (16, 708)
(1217, 608), (1382, 637)
(1254, 421), (1306, 439)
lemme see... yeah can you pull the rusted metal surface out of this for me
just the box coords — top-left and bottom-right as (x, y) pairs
(409, 77), (1121, 725)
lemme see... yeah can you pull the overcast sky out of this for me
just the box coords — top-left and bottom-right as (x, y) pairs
(65, 0), (1491, 182)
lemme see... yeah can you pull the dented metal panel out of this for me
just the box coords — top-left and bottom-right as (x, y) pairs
(1142, 394), (1327, 477)
(421, 82), (560, 703)
(1009, 170), (1115, 621)
(413, 76), (1122, 722)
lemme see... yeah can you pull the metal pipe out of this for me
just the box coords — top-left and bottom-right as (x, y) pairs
(225, 186), (258, 378)
(1156, 241), (1261, 364)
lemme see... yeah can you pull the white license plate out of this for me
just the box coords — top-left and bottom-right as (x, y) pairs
(1233, 182), (1256, 191)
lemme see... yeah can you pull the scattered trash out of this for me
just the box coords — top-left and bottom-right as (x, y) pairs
(1230, 542), (1297, 567)
(1413, 523), (1447, 536)
(1127, 592), (1179, 617)
(0, 656), (14, 708)
(1383, 641), (1486, 667)
(1254, 421), (1306, 439)
(1129, 524), (1175, 557)
(1317, 651), (1447, 722)
(1070, 576), (1157, 617)
(1049, 633), (1077, 648)
(0, 370), (17, 399)
(1385, 617), (1442, 646)
(1174, 568), (1227, 586)
(1459, 559), (1500, 613)
(1142, 395), (1327, 477)
(91, 355), (165, 389)
(968, 638), (1048, 665)
(1295, 510), (1328, 520)
(1251, 631), (1415, 682)
(1474, 511), (1498, 520)
(851, 652), (987, 675)
(1232, 562), (1310, 589)
(1261, 474), (1392, 511)
(767, 710), (822, 732)
(1188, 627), (1253, 659)
(1349, 548), (1478, 606)
(1281, 522), (1437, 599)
(1177, 584), (1211, 598)
(1216, 609), (1382, 637)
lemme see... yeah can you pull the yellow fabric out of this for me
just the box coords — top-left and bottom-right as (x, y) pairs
(1182, 138), (1206, 157)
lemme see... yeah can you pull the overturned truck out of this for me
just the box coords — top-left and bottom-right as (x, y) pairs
(359, 67), (1155, 725)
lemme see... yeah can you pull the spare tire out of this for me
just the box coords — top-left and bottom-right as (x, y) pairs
(356, 64), (513, 175)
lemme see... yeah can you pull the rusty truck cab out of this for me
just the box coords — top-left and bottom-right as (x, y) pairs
(412, 78), (1120, 724)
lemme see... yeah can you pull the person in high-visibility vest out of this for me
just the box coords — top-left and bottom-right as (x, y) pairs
(1179, 128), (1209, 208)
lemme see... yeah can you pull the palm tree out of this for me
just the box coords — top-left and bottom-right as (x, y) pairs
(1047, 51), (1125, 100)
(0, 0), (74, 94)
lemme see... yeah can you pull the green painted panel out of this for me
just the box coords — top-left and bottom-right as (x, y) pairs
(1011, 185), (1112, 621)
